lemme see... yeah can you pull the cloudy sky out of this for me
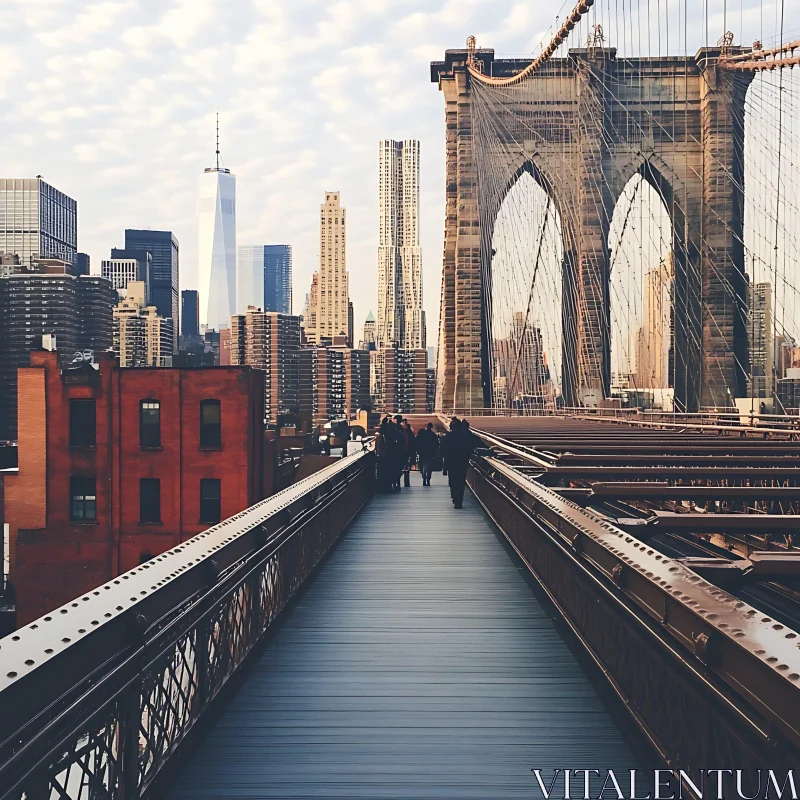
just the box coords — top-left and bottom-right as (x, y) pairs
(0, 0), (558, 344)
(2, 0), (789, 350)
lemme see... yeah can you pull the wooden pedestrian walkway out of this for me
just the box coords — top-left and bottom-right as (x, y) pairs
(167, 472), (643, 798)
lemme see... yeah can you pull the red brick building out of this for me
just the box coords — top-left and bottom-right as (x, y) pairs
(2, 350), (267, 624)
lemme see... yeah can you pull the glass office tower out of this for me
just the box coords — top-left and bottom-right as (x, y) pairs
(0, 178), (77, 265)
(264, 244), (292, 314)
(124, 229), (179, 348)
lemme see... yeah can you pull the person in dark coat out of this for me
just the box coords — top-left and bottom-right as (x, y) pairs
(440, 418), (461, 501)
(376, 417), (392, 492)
(415, 423), (439, 486)
(399, 418), (415, 488)
(447, 419), (480, 509)
(381, 417), (403, 492)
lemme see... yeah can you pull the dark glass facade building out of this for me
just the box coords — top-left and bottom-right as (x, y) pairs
(263, 245), (292, 314)
(124, 229), (179, 349)
(182, 290), (200, 338)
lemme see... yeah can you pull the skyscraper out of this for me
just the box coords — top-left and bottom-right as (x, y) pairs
(237, 245), (293, 314)
(376, 140), (422, 350)
(362, 311), (376, 350)
(182, 290), (200, 338)
(229, 307), (300, 422)
(198, 115), (236, 330)
(301, 272), (318, 344)
(264, 245), (292, 314)
(635, 258), (672, 390)
(101, 249), (152, 300)
(237, 246), (265, 313)
(0, 178), (77, 266)
(124, 229), (179, 341)
(314, 192), (348, 345)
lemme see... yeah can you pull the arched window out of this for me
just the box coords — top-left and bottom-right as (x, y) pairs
(199, 399), (221, 448)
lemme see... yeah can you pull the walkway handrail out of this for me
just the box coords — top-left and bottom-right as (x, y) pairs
(440, 407), (800, 436)
(469, 453), (800, 765)
(0, 445), (375, 800)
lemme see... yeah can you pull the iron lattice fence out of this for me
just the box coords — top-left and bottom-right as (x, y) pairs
(0, 447), (374, 800)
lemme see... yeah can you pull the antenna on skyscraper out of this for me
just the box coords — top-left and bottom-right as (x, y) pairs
(215, 109), (220, 170)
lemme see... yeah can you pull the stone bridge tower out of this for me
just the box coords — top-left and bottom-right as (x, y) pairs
(431, 46), (752, 412)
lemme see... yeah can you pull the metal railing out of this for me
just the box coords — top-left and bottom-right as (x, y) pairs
(468, 453), (800, 769)
(440, 407), (800, 435)
(0, 446), (375, 800)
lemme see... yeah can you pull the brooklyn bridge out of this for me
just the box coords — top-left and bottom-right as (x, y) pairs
(2, 2), (800, 798)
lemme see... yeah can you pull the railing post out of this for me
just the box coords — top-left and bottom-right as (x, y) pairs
(117, 684), (141, 800)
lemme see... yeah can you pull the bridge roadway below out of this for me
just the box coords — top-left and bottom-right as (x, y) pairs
(166, 472), (645, 798)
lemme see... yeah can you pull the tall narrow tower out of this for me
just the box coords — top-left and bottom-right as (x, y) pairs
(198, 112), (236, 330)
(315, 192), (349, 344)
(377, 140), (422, 350)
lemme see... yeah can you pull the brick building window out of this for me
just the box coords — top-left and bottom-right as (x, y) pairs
(139, 478), (161, 523)
(69, 399), (96, 447)
(200, 400), (221, 448)
(70, 477), (97, 521)
(140, 400), (161, 448)
(200, 478), (221, 524)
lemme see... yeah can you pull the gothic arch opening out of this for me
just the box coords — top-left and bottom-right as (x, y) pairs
(489, 168), (564, 410)
(608, 170), (673, 407)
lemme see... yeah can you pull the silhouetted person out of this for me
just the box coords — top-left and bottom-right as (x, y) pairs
(447, 419), (480, 509)
(440, 418), (461, 501)
(382, 416), (403, 492)
(376, 417), (392, 492)
(415, 423), (438, 486)
(400, 418), (415, 487)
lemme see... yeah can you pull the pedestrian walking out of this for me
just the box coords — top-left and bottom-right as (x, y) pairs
(376, 417), (391, 492)
(400, 418), (415, 488)
(415, 423), (439, 486)
(447, 419), (480, 509)
(440, 418), (461, 501)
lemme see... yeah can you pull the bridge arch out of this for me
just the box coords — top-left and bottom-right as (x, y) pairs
(487, 160), (567, 409)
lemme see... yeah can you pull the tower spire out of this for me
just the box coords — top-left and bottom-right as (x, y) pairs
(215, 109), (220, 170)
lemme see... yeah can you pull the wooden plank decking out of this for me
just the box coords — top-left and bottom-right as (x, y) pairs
(167, 472), (643, 798)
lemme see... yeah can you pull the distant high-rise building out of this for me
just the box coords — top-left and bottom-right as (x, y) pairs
(361, 311), (376, 351)
(198, 115), (236, 331)
(112, 282), (173, 367)
(299, 344), (369, 425)
(492, 312), (553, 408)
(301, 272), (319, 345)
(124, 230), (179, 343)
(375, 347), (427, 414)
(635, 258), (672, 389)
(75, 253), (91, 276)
(264, 245), (292, 314)
(236, 247), (264, 314)
(426, 368), (436, 413)
(749, 281), (774, 399)
(102, 249), (152, 300)
(376, 140), (422, 351)
(0, 178), (77, 266)
(312, 192), (348, 344)
(0, 266), (115, 439)
(182, 290), (200, 338)
(237, 245), (293, 315)
(348, 300), (354, 348)
(229, 307), (301, 422)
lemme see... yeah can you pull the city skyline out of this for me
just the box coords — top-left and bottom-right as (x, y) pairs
(2, 1), (789, 378)
(0, 2), (584, 352)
